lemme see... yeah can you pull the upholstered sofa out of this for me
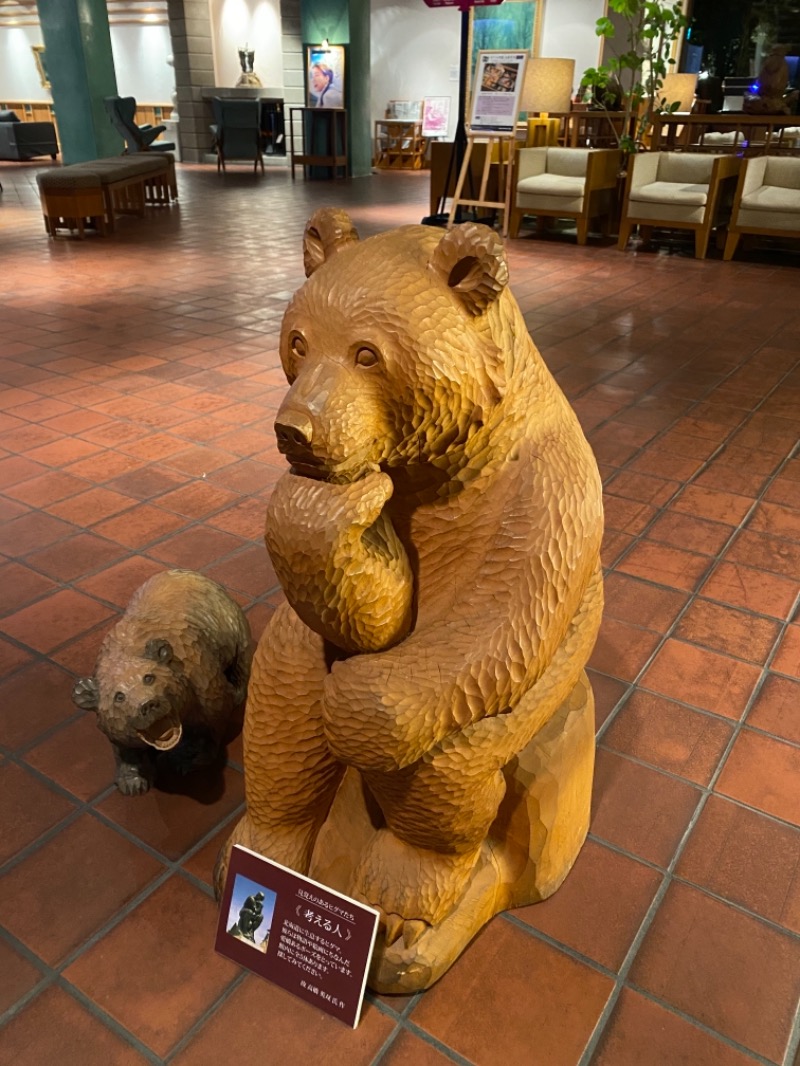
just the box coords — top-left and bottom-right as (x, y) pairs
(724, 155), (800, 259)
(0, 110), (59, 161)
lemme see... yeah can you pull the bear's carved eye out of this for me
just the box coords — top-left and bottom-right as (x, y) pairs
(114, 692), (125, 703)
(289, 333), (307, 359)
(355, 346), (380, 369)
(143, 674), (155, 686)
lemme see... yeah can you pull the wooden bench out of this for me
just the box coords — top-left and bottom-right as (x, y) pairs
(36, 153), (177, 237)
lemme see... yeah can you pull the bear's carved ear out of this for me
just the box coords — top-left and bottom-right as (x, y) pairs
(144, 638), (173, 664)
(303, 208), (360, 277)
(73, 676), (99, 712)
(429, 223), (509, 316)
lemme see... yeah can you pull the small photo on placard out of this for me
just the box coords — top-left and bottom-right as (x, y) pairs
(215, 845), (380, 1029)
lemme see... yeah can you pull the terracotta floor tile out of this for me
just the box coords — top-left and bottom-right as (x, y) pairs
(716, 729), (800, 827)
(669, 486), (759, 526)
(25, 714), (116, 801)
(771, 624), (800, 679)
(4, 470), (92, 508)
(49, 617), (116, 676)
(645, 511), (734, 556)
(677, 795), (800, 934)
(172, 973), (395, 1066)
(0, 660), (79, 750)
(594, 987), (761, 1066)
(725, 528), (800, 581)
(147, 526), (248, 569)
(26, 437), (102, 468)
(629, 881), (800, 1062)
(93, 504), (187, 549)
(64, 876), (241, 1057)
(206, 458), (280, 495)
(602, 572), (688, 632)
(766, 471), (800, 511)
(591, 750), (701, 868)
(411, 918), (613, 1065)
(95, 764), (245, 861)
(23, 532), (127, 583)
(0, 454), (50, 489)
(180, 821), (237, 889)
(617, 542), (712, 593)
(75, 555), (164, 608)
(43, 409), (112, 435)
(515, 839), (662, 971)
(46, 486), (137, 525)
(0, 761), (76, 865)
(602, 494), (658, 536)
(589, 618), (662, 682)
(65, 450), (143, 482)
(748, 500), (800, 541)
(0, 813), (164, 965)
(674, 598), (782, 665)
(601, 528), (636, 568)
(205, 499), (268, 542)
(747, 673), (800, 743)
(602, 691), (733, 785)
(0, 511), (76, 556)
(587, 669), (629, 730)
(700, 560), (799, 620)
(640, 639), (761, 719)
(376, 1030), (455, 1066)
(0, 588), (115, 654)
(0, 937), (44, 1015)
(0, 985), (150, 1066)
(103, 464), (188, 500)
(203, 543), (278, 597)
(0, 635), (33, 675)
(154, 481), (240, 518)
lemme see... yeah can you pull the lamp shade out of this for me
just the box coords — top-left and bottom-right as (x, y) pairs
(521, 57), (575, 114)
(660, 73), (698, 112)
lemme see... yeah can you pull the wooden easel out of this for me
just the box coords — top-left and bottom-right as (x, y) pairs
(447, 131), (517, 237)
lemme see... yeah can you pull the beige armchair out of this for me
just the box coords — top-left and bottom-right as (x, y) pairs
(724, 155), (800, 260)
(509, 147), (621, 244)
(618, 151), (741, 259)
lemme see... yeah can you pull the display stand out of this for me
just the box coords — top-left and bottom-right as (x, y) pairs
(374, 120), (426, 169)
(289, 107), (348, 179)
(447, 132), (516, 237)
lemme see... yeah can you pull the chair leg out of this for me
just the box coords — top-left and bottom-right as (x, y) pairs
(618, 218), (632, 251)
(723, 230), (741, 261)
(508, 208), (524, 239)
(695, 225), (711, 260)
(576, 217), (589, 246)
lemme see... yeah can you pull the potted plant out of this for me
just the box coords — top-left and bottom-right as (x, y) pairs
(580, 0), (689, 155)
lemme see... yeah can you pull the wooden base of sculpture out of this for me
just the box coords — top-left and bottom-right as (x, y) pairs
(308, 671), (594, 993)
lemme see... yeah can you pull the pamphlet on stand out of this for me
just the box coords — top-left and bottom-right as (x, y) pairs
(215, 844), (380, 1028)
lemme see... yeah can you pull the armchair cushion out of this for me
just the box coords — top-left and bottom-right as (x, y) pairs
(630, 180), (709, 206)
(0, 110), (21, 123)
(657, 152), (716, 184)
(545, 147), (591, 177)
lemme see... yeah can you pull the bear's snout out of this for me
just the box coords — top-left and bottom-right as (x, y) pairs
(139, 698), (161, 717)
(275, 411), (313, 453)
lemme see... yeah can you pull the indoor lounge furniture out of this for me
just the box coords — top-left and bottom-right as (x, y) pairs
(210, 97), (263, 173)
(723, 154), (800, 260)
(617, 150), (741, 259)
(104, 96), (175, 153)
(509, 146), (622, 245)
(0, 109), (58, 161)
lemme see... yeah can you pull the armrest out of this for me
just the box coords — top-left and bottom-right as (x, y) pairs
(740, 156), (768, 196)
(628, 151), (660, 188)
(139, 124), (167, 146)
(586, 149), (622, 190)
(516, 148), (547, 183)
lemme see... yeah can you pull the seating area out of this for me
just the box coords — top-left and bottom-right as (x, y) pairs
(0, 109), (58, 161)
(724, 154), (800, 260)
(103, 95), (175, 154)
(35, 153), (177, 237)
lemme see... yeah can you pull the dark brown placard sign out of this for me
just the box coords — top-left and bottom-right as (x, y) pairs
(215, 845), (379, 1028)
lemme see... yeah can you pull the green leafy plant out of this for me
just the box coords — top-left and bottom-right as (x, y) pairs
(580, 0), (689, 154)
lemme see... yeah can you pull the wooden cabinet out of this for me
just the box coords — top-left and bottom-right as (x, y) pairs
(374, 120), (426, 170)
(289, 107), (348, 179)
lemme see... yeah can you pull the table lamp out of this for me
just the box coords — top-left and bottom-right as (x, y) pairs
(521, 57), (576, 116)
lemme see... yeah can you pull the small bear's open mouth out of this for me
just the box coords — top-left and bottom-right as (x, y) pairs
(138, 713), (183, 751)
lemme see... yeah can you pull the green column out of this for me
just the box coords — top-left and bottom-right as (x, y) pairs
(300, 0), (371, 178)
(37, 0), (120, 164)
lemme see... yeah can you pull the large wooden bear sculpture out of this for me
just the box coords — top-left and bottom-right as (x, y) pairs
(217, 209), (604, 993)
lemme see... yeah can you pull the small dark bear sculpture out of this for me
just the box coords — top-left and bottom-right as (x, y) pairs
(72, 569), (252, 795)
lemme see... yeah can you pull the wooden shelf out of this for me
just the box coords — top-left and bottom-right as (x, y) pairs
(374, 120), (426, 170)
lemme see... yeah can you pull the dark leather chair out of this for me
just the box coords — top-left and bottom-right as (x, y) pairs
(0, 110), (59, 161)
(104, 96), (175, 153)
(210, 98), (264, 173)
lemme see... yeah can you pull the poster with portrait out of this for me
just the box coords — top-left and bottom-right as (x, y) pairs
(422, 96), (451, 138)
(306, 45), (346, 109)
(469, 51), (528, 133)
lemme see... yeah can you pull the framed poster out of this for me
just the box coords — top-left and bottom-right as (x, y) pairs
(422, 96), (451, 137)
(469, 51), (528, 133)
(306, 45), (346, 108)
(468, 1), (540, 94)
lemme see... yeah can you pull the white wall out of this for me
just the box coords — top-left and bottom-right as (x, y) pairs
(370, 2), (461, 139)
(111, 24), (174, 102)
(0, 25), (51, 102)
(210, 0), (285, 90)
(369, 0), (607, 140)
